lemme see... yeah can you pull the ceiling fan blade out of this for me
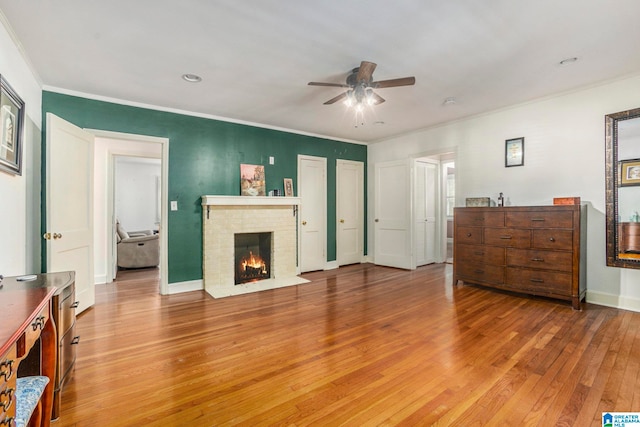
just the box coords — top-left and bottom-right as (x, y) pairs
(324, 92), (348, 105)
(356, 61), (377, 83)
(372, 76), (416, 88)
(372, 92), (386, 104)
(308, 82), (350, 88)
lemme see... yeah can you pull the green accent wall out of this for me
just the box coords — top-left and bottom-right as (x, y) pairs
(42, 91), (367, 284)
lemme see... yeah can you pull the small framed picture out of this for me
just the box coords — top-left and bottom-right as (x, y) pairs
(0, 75), (25, 175)
(505, 137), (524, 167)
(619, 159), (640, 186)
(283, 178), (293, 196)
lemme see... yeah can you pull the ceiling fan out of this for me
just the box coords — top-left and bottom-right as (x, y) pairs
(308, 60), (415, 107)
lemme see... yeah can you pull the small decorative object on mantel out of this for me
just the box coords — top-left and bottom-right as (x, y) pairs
(0, 74), (25, 176)
(553, 197), (581, 205)
(505, 137), (524, 167)
(465, 197), (494, 207)
(283, 178), (293, 197)
(240, 164), (266, 196)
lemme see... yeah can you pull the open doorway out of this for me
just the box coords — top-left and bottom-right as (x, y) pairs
(92, 131), (168, 293)
(442, 160), (455, 264)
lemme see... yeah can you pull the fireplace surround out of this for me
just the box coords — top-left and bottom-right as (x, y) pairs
(201, 195), (308, 298)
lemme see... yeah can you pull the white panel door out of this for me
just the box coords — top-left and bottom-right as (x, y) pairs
(46, 113), (95, 314)
(374, 159), (413, 269)
(337, 160), (364, 266)
(415, 160), (438, 267)
(298, 155), (326, 272)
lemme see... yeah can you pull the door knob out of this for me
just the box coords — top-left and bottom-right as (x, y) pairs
(53, 233), (63, 239)
(340, 219), (345, 223)
(375, 219), (379, 222)
(302, 221), (307, 225)
(43, 232), (51, 240)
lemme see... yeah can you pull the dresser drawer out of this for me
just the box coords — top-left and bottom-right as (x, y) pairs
(457, 262), (504, 285)
(456, 244), (505, 265)
(532, 229), (573, 251)
(506, 267), (572, 296)
(455, 226), (482, 244)
(59, 324), (78, 389)
(455, 210), (504, 227)
(57, 288), (77, 335)
(484, 228), (531, 247)
(1, 344), (17, 421)
(20, 304), (49, 360)
(506, 248), (573, 272)
(506, 210), (574, 228)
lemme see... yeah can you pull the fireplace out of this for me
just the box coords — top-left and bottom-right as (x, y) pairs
(202, 195), (309, 298)
(235, 232), (271, 284)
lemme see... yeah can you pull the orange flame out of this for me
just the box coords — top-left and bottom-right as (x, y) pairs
(240, 251), (267, 274)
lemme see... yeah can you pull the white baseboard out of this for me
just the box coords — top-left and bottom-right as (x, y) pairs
(94, 274), (107, 285)
(168, 279), (203, 294)
(325, 260), (339, 270)
(587, 290), (640, 313)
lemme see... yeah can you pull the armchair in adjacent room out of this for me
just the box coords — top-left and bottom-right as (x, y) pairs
(116, 221), (160, 269)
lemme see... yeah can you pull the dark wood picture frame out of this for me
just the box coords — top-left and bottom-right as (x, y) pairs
(505, 137), (524, 167)
(0, 75), (25, 175)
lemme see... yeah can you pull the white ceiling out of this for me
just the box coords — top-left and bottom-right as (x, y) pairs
(1, 0), (640, 143)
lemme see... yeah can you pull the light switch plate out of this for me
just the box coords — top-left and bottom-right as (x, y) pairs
(269, 156), (274, 165)
(171, 201), (178, 211)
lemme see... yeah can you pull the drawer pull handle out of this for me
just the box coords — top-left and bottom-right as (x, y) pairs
(71, 301), (80, 309)
(31, 315), (46, 331)
(466, 233), (472, 237)
(474, 251), (484, 255)
(0, 417), (14, 427)
(532, 258), (545, 262)
(549, 237), (556, 242)
(474, 269), (484, 274)
(531, 218), (546, 222)
(71, 336), (81, 345)
(500, 235), (512, 239)
(0, 388), (14, 411)
(0, 359), (14, 381)
(530, 278), (544, 283)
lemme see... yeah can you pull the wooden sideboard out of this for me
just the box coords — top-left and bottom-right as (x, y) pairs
(9, 272), (77, 422)
(453, 205), (586, 309)
(1, 275), (57, 427)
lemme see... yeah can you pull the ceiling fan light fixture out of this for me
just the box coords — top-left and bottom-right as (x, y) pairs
(443, 97), (457, 106)
(182, 73), (202, 83)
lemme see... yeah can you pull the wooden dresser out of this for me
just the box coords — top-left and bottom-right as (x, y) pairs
(453, 205), (586, 309)
(1, 276), (57, 427)
(12, 272), (77, 421)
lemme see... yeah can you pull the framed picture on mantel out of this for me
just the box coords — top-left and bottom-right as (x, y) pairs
(505, 137), (524, 167)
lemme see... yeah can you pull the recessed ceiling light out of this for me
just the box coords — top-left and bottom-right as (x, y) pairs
(443, 97), (457, 106)
(374, 121), (385, 126)
(559, 57), (578, 66)
(182, 73), (202, 83)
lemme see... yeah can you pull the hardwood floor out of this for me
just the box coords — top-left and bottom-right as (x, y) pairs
(55, 263), (639, 426)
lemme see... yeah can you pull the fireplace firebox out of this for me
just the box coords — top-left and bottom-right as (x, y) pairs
(234, 232), (272, 285)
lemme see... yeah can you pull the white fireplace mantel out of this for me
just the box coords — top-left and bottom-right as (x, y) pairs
(201, 195), (301, 206)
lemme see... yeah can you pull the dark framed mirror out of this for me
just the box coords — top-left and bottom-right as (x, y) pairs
(606, 107), (640, 268)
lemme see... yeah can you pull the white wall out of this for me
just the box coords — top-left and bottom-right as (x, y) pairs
(0, 15), (42, 275)
(115, 157), (161, 231)
(93, 137), (161, 284)
(368, 74), (640, 312)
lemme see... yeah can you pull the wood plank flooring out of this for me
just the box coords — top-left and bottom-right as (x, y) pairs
(55, 263), (639, 426)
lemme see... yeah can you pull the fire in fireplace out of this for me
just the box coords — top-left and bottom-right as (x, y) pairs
(234, 232), (272, 285)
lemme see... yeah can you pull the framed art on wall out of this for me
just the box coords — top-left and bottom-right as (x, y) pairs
(505, 137), (524, 167)
(0, 75), (25, 175)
